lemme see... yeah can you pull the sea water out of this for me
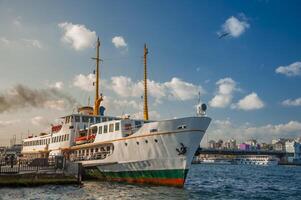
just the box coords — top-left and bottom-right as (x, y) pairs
(1, 164), (301, 200)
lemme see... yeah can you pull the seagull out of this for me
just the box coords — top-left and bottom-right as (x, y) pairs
(218, 32), (229, 39)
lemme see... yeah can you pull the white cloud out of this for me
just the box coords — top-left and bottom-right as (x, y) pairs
(165, 77), (201, 101)
(233, 92), (264, 110)
(111, 76), (141, 97)
(31, 116), (49, 126)
(48, 81), (64, 90)
(0, 37), (42, 48)
(0, 37), (11, 45)
(275, 61), (301, 77)
(220, 16), (250, 38)
(109, 76), (203, 102)
(209, 77), (237, 108)
(131, 110), (161, 120)
(73, 73), (95, 91)
(13, 16), (22, 27)
(0, 120), (20, 127)
(102, 97), (141, 112)
(58, 22), (97, 51)
(282, 97), (301, 106)
(22, 39), (42, 49)
(112, 36), (127, 48)
(207, 119), (301, 143)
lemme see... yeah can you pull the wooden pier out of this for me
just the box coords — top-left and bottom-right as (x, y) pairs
(0, 156), (82, 187)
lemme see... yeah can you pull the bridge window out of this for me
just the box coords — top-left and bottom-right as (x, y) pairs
(75, 116), (80, 122)
(91, 126), (98, 134)
(115, 122), (120, 131)
(109, 124), (114, 132)
(135, 121), (142, 128)
(95, 117), (101, 123)
(103, 125), (108, 133)
(88, 117), (94, 123)
(82, 116), (89, 123)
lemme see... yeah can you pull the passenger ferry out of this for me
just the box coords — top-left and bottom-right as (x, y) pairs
(234, 155), (279, 166)
(21, 39), (211, 187)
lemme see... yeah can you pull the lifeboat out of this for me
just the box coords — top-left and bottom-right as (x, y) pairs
(75, 134), (96, 145)
(51, 124), (62, 133)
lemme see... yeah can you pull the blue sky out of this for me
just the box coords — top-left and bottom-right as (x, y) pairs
(0, 0), (301, 145)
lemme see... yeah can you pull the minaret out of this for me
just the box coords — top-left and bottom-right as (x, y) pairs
(93, 37), (103, 115)
(143, 44), (149, 120)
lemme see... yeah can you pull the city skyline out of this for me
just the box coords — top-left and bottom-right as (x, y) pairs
(1, 0), (301, 145)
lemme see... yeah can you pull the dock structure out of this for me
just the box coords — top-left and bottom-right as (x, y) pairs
(0, 156), (82, 187)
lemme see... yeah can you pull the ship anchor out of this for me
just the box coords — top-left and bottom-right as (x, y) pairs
(176, 143), (187, 155)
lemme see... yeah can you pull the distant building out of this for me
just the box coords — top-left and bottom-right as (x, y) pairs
(274, 141), (286, 151)
(216, 139), (224, 149)
(5, 144), (22, 156)
(0, 146), (6, 156)
(224, 139), (237, 149)
(285, 140), (301, 163)
(245, 139), (260, 150)
(208, 140), (216, 149)
(260, 143), (273, 151)
(239, 143), (251, 151)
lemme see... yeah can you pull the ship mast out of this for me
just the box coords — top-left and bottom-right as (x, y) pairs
(143, 44), (149, 120)
(93, 37), (103, 115)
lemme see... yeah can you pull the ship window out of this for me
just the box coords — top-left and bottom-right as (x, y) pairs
(95, 148), (98, 152)
(95, 117), (101, 123)
(150, 129), (157, 133)
(177, 125), (187, 130)
(109, 124), (114, 132)
(102, 117), (107, 122)
(103, 125), (108, 133)
(75, 116), (80, 122)
(88, 117), (94, 123)
(91, 126), (98, 134)
(90, 149), (93, 153)
(67, 134), (69, 140)
(135, 121), (142, 128)
(115, 122), (120, 131)
(98, 126), (102, 134)
(145, 140), (148, 143)
(125, 143), (128, 146)
(65, 116), (70, 124)
(136, 141), (139, 145)
(154, 139), (158, 143)
(106, 146), (110, 151)
(82, 116), (89, 123)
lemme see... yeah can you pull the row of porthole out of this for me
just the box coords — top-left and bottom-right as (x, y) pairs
(125, 139), (158, 146)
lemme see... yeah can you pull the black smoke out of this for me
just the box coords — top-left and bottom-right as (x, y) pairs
(0, 84), (77, 113)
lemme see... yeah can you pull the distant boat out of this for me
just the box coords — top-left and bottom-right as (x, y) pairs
(234, 155), (279, 166)
(193, 157), (232, 165)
